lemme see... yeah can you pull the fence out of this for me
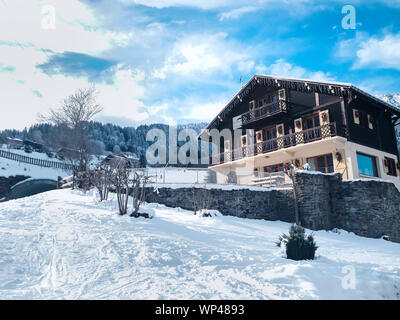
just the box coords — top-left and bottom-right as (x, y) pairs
(0, 149), (75, 171)
(134, 167), (292, 188)
(63, 167), (293, 190)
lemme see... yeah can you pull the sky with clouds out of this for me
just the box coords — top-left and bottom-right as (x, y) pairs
(1, 0), (400, 130)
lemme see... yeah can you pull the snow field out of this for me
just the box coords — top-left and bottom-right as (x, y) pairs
(0, 189), (399, 299)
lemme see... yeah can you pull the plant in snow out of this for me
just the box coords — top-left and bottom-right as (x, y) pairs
(89, 166), (111, 202)
(111, 164), (130, 215)
(195, 209), (222, 217)
(130, 170), (150, 218)
(276, 225), (318, 261)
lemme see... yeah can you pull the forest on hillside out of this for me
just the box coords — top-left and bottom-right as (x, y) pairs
(0, 121), (208, 166)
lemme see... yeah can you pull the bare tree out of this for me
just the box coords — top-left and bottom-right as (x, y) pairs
(40, 86), (102, 171)
(130, 170), (150, 217)
(90, 165), (111, 202)
(111, 164), (130, 215)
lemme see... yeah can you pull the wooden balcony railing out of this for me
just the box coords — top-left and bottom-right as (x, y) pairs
(241, 100), (288, 125)
(211, 123), (336, 165)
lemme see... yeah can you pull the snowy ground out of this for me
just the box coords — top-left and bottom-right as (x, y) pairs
(0, 146), (71, 180)
(145, 167), (209, 184)
(0, 156), (70, 180)
(0, 189), (399, 300)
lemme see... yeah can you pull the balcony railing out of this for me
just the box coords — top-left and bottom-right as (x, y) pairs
(211, 123), (336, 165)
(241, 100), (288, 126)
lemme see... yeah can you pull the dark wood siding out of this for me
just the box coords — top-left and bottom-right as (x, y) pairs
(347, 96), (398, 155)
(212, 81), (398, 157)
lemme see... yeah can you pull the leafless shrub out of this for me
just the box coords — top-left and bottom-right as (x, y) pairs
(90, 165), (111, 201)
(109, 160), (150, 216)
(130, 170), (150, 217)
(111, 163), (130, 216)
(75, 171), (92, 192)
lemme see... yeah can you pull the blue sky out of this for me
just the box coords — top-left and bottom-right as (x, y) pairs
(0, 0), (400, 130)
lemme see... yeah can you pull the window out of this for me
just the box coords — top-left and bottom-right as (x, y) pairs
(307, 154), (334, 173)
(264, 163), (284, 173)
(304, 113), (320, 129)
(384, 157), (397, 177)
(353, 109), (374, 130)
(357, 153), (378, 177)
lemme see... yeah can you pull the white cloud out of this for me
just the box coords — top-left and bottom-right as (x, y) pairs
(0, 55), (149, 130)
(219, 6), (257, 21)
(0, 0), (130, 55)
(154, 32), (253, 78)
(355, 33), (400, 70)
(121, 0), (249, 10)
(0, 27), (147, 130)
(257, 59), (334, 82)
(0, 0), (149, 130)
(336, 31), (400, 71)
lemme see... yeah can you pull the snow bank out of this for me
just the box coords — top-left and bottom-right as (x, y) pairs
(194, 209), (222, 217)
(343, 178), (394, 184)
(0, 189), (399, 299)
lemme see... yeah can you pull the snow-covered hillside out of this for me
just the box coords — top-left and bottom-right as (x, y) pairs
(0, 153), (70, 180)
(0, 189), (399, 299)
(378, 94), (400, 108)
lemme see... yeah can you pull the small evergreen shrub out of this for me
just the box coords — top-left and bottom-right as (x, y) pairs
(276, 225), (318, 261)
(24, 145), (33, 153)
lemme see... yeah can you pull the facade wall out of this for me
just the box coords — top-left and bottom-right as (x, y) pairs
(211, 138), (400, 191)
(344, 141), (400, 189)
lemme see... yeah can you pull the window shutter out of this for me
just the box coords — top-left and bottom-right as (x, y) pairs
(368, 115), (374, 129)
(256, 130), (263, 143)
(383, 159), (389, 174)
(353, 109), (360, 124)
(278, 89), (286, 101)
(249, 100), (255, 110)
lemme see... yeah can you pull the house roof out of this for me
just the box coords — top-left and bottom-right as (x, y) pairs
(200, 74), (400, 136)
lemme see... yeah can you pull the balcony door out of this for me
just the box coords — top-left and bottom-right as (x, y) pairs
(263, 126), (278, 151)
(303, 113), (321, 141)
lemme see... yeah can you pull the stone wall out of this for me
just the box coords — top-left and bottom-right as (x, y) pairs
(143, 172), (400, 243)
(0, 175), (29, 200)
(295, 172), (400, 243)
(145, 186), (295, 223)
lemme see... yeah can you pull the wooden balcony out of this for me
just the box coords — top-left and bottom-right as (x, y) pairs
(211, 123), (337, 165)
(241, 100), (288, 126)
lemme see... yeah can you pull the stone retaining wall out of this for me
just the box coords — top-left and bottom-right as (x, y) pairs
(145, 187), (295, 223)
(295, 172), (400, 243)
(144, 172), (400, 243)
